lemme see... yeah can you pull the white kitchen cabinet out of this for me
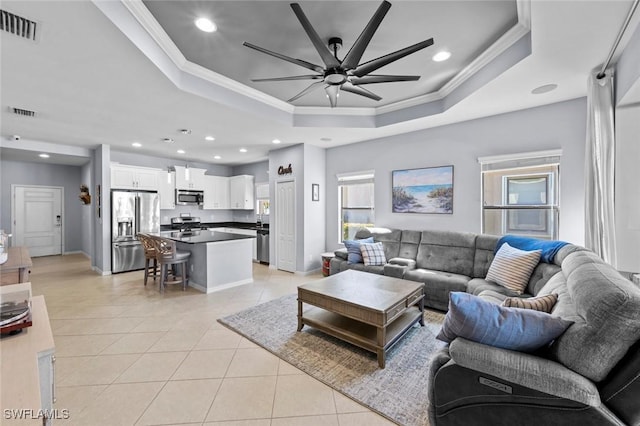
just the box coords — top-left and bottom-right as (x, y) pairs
(111, 165), (159, 191)
(158, 170), (176, 209)
(229, 175), (255, 209)
(255, 182), (269, 199)
(203, 175), (230, 210)
(174, 166), (206, 190)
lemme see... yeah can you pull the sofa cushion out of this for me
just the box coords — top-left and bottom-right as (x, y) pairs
(361, 242), (387, 266)
(416, 230), (476, 276)
(334, 248), (348, 261)
(548, 252), (640, 382)
(526, 262), (562, 296)
(398, 230), (422, 259)
(501, 293), (558, 313)
(437, 292), (573, 352)
(473, 234), (500, 278)
(343, 237), (373, 264)
(486, 243), (541, 294)
(467, 278), (526, 297)
(404, 268), (470, 311)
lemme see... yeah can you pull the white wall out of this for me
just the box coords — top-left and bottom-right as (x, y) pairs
(325, 98), (588, 251)
(303, 144), (326, 271)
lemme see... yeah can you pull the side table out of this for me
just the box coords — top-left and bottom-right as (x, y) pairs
(321, 252), (335, 277)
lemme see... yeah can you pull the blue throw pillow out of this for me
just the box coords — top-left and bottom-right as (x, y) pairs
(343, 237), (374, 264)
(437, 292), (573, 352)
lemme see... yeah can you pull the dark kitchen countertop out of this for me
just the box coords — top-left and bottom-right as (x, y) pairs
(160, 222), (269, 232)
(156, 230), (256, 244)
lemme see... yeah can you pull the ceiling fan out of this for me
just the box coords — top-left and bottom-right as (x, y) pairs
(243, 1), (434, 107)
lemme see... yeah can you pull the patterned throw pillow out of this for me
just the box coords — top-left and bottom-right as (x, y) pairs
(343, 237), (374, 264)
(437, 292), (573, 352)
(360, 242), (387, 266)
(501, 293), (559, 313)
(486, 243), (541, 294)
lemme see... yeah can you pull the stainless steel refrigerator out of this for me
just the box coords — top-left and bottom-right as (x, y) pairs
(111, 190), (160, 273)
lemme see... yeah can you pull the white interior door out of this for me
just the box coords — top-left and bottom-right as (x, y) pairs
(276, 180), (295, 272)
(12, 185), (63, 257)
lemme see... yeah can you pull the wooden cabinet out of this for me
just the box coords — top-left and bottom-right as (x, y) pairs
(1, 293), (56, 425)
(203, 176), (229, 210)
(158, 171), (176, 210)
(174, 166), (206, 190)
(229, 175), (255, 209)
(111, 165), (159, 191)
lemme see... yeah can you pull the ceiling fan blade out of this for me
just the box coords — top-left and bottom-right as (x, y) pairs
(243, 42), (324, 73)
(290, 3), (341, 69)
(341, 82), (382, 101)
(325, 85), (340, 107)
(252, 75), (323, 82)
(287, 81), (325, 103)
(341, 1), (392, 70)
(351, 75), (420, 85)
(353, 38), (434, 77)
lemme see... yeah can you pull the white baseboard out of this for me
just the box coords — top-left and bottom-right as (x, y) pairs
(295, 268), (322, 277)
(188, 279), (253, 294)
(92, 266), (112, 276)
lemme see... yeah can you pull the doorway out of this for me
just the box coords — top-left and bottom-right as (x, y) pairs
(11, 185), (63, 257)
(275, 180), (295, 272)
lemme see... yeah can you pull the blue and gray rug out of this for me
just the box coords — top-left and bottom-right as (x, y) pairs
(219, 294), (446, 426)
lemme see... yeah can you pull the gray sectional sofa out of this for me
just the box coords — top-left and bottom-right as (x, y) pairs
(329, 227), (640, 425)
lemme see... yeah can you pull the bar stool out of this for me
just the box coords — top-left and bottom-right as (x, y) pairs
(148, 235), (191, 292)
(137, 233), (158, 286)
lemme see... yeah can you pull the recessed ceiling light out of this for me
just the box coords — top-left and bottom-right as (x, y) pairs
(205, 136), (215, 141)
(213, 155), (221, 160)
(177, 149), (186, 154)
(531, 84), (558, 94)
(239, 148), (248, 153)
(39, 153), (50, 158)
(320, 137), (332, 142)
(195, 17), (217, 33)
(432, 51), (451, 62)
(132, 142), (142, 148)
(272, 139), (281, 144)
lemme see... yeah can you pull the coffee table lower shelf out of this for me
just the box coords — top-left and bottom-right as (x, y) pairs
(299, 306), (422, 368)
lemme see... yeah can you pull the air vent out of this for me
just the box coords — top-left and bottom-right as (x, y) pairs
(0, 9), (38, 41)
(9, 106), (36, 117)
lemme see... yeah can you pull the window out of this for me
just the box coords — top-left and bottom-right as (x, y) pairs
(479, 150), (561, 240)
(338, 171), (375, 242)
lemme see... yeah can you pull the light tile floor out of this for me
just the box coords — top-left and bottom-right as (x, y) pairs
(28, 254), (395, 426)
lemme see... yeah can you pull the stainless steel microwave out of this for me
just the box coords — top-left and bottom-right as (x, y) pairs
(176, 189), (203, 206)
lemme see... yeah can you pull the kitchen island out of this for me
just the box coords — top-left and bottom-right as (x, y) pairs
(157, 230), (255, 293)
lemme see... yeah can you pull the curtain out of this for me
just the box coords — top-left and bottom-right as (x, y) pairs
(585, 69), (617, 264)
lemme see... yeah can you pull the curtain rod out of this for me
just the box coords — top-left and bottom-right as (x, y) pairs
(597, 0), (640, 79)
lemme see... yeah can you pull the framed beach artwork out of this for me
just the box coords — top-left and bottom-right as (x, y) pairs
(392, 165), (454, 214)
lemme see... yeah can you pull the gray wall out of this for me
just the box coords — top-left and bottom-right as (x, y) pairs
(0, 159), (84, 253)
(81, 161), (94, 257)
(325, 98), (588, 252)
(615, 23), (640, 104)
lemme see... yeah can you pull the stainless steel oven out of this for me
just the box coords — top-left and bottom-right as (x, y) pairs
(175, 189), (203, 206)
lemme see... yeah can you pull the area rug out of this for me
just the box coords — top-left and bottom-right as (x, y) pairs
(218, 294), (447, 426)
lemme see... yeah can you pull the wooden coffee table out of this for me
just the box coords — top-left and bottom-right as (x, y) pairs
(297, 269), (424, 368)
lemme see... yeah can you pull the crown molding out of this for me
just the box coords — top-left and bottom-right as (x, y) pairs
(104, 0), (530, 125)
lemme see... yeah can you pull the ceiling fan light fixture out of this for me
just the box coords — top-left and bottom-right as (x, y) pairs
(195, 17), (217, 33)
(432, 51), (451, 62)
